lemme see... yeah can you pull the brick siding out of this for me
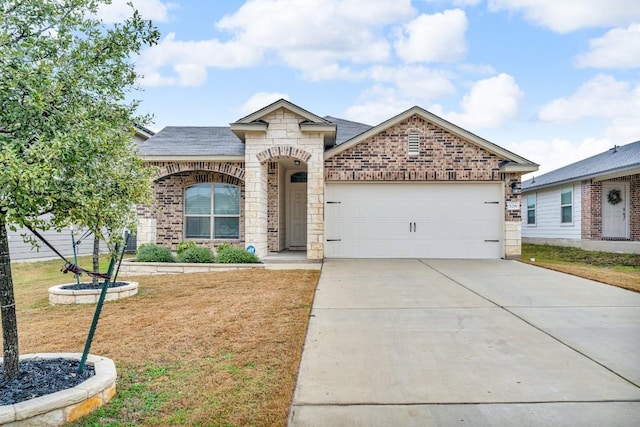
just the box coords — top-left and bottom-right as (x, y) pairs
(581, 174), (639, 241)
(138, 167), (245, 251)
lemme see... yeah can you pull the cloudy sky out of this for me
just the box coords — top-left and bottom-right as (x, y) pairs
(101, 0), (640, 177)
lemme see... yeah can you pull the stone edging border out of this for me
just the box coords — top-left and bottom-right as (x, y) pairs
(118, 260), (321, 275)
(0, 353), (116, 426)
(48, 282), (139, 305)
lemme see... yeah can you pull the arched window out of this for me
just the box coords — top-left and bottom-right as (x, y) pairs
(184, 183), (240, 239)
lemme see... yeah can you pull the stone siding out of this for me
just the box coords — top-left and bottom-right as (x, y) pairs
(243, 107), (325, 260)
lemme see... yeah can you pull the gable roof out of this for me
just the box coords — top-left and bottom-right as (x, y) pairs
(522, 141), (640, 191)
(324, 116), (372, 146)
(323, 106), (538, 172)
(137, 126), (244, 160)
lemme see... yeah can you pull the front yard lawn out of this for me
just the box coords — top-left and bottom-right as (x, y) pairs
(7, 257), (320, 426)
(521, 244), (640, 293)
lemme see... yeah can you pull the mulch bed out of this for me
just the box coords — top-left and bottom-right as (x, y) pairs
(60, 281), (129, 291)
(0, 358), (95, 405)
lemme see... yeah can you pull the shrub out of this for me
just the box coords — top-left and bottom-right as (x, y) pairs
(216, 245), (260, 264)
(135, 244), (175, 263)
(176, 240), (197, 255)
(177, 247), (215, 263)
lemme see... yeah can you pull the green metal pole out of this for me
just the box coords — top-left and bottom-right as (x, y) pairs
(71, 228), (80, 286)
(112, 233), (129, 285)
(78, 253), (116, 374)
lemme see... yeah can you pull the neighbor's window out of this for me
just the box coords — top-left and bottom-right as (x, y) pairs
(560, 187), (573, 224)
(184, 183), (240, 239)
(527, 194), (536, 225)
(408, 132), (419, 157)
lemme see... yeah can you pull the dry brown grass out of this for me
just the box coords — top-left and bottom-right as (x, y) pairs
(8, 260), (319, 426)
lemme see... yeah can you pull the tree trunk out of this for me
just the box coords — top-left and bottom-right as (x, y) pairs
(0, 218), (20, 379)
(92, 236), (100, 287)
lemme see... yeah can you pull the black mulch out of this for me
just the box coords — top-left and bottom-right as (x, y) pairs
(61, 281), (129, 290)
(0, 359), (95, 405)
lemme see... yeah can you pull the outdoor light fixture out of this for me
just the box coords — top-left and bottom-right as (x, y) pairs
(510, 181), (521, 195)
(294, 159), (301, 166)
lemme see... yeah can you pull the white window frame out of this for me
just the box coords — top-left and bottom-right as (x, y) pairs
(560, 187), (573, 225)
(526, 193), (536, 226)
(184, 183), (241, 240)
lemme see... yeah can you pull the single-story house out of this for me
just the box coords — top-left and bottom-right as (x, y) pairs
(136, 99), (538, 260)
(6, 126), (153, 261)
(521, 141), (640, 254)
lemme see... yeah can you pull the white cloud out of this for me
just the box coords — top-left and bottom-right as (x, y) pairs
(344, 86), (414, 125)
(136, 33), (263, 86)
(240, 92), (290, 115)
(137, 0), (416, 86)
(434, 73), (524, 129)
(576, 24), (640, 69)
(368, 65), (456, 99)
(510, 138), (614, 177)
(487, 0), (640, 33)
(538, 75), (640, 122)
(216, 0), (414, 66)
(394, 9), (468, 63)
(98, 0), (176, 23)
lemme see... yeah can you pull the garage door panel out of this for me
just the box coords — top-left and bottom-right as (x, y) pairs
(325, 183), (504, 259)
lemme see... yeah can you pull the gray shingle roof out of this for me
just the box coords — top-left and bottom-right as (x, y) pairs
(324, 116), (372, 146)
(523, 141), (640, 191)
(139, 117), (374, 157)
(138, 126), (244, 156)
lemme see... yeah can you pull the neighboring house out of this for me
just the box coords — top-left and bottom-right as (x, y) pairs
(7, 126), (154, 261)
(136, 99), (538, 260)
(521, 141), (640, 254)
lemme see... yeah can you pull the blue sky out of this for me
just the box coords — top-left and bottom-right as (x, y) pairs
(100, 0), (640, 177)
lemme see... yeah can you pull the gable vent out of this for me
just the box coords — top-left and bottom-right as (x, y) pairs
(408, 132), (419, 157)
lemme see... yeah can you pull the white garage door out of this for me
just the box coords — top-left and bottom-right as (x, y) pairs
(325, 182), (504, 259)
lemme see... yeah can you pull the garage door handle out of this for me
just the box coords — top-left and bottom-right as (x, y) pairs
(326, 239), (342, 242)
(484, 239), (499, 242)
(326, 201), (341, 204)
(484, 201), (500, 204)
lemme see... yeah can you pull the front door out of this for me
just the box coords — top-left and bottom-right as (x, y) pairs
(287, 172), (307, 249)
(602, 182), (629, 238)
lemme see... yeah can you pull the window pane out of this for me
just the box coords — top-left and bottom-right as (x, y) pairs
(527, 210), (535, 225)
(527, 194), (536, 209)
(185, 185), (211, 214)
(214, 184), (240, 215)
(290, 172), (308, 183)
(561, 206), (572, 223)
(561, 189), (572, 205)
(185, 217), (211, 238)
(214, 217), (239, 239)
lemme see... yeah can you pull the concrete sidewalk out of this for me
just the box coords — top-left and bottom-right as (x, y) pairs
(289, 259), (640, 426)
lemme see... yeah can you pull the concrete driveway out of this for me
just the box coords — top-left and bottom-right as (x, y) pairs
(289, 259), (640, 426)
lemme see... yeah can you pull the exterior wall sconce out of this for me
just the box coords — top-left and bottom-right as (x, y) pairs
(510, 181), (521, 195)
(294, 159), (301, 166)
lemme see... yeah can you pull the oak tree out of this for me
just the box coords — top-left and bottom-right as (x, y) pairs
(0, 0), (159, 378)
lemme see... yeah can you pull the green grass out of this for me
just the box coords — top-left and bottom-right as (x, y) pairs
(522, 244), (640, 267)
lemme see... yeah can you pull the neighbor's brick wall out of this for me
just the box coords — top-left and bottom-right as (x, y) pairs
(324, 116), (525, 258)
(138, 168), (245, 251)
(581, 174), (639, 241)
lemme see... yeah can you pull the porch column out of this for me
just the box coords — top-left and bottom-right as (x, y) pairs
(306, 148), (325, 261)
(244, 160), (269, 258)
